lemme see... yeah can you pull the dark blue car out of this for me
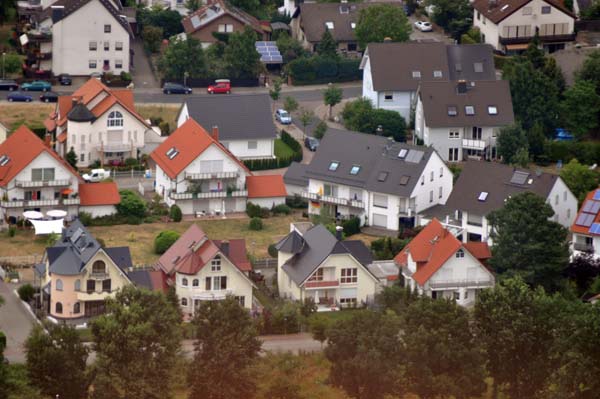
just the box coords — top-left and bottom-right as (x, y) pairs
(7, 91), (33, 102)
(163, 82), (192, 94)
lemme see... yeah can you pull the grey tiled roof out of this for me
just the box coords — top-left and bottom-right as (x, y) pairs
(283, 162), (308, 187)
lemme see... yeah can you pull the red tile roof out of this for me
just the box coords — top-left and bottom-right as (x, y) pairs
(182, 0), (264, 35)
(79, 182), (121, 206)
(213, 239), (252, 272)
(571, 188), (600, 236)
(149, 270), (169, 293)
(394, 219), (492, 286)
(150, 118), (250, 180)
(0, 125), (81, 187)
(463, 241), (492, 260)
(246, 174), (287, 198)
(57, 131), (67, 143)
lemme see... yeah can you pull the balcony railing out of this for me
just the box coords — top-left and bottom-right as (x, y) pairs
(185, 171), (239, 180)
(170, 190), (248, 200)
(301, 192), (364, 208)
(305, 280), (340, 288)
(15, 179), (70, 188)
(1, 198), (79, 207)
(63, 198), (80, 205)
(462, 139), (486, 151)
(499, 33), (576, 45)
(25, 199), (59, 207)
(429, 279), (493, 289)
(96, 143), (139, 153)
(89, 272), (109, 280)
(574, 243), (595, 253)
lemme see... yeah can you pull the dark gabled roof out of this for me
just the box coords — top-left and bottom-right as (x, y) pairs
(280, 224), (375, 285)
(304, 129), (434, 198)
(419, 80), (514, 128)
(181, 94), (278, 141)
(48, 220), (101, 275)
(67, 102), (95, 122)
(283, 162), (309, 187)
(472, 0), (575, 24)
(444, 161), (559, 217)
(105, 247), (133, 270)
(275, 230), (305, 254)
(182, 0), (264, 35)
(39, 0), (133, 37)
(127, 269), (153, 290)
(446, 44), (496, 81)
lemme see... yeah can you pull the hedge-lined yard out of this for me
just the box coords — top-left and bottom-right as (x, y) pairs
(245, 130), (302, 170)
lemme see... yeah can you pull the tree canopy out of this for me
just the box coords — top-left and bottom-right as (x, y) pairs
(158, 37), (207, 80)
(341, 98), (407, 141)
(316, 30), (338, 58)
(323, 84), (343, 120)
(427, 0), (473, 40)
(496, 124), (529, 165)
(560, 79), (600, 139)
(223, 27), (263, 79)
(355, 4), (411, 49)
(559, 158), (600, 204)
(137, 8), (183, 39)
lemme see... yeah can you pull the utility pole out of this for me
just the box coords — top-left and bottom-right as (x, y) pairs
(2, 53), (5, 79)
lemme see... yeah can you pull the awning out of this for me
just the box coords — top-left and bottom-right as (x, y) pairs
(506, 43), (529, 50)
(61, 188), (73, 195)
(30, 218), (64, 235)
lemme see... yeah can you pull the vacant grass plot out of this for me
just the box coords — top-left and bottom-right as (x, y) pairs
(0, 103), (54, 132)
(136, 103), (179, 132)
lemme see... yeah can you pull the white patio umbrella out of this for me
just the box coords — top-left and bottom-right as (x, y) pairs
(314, 290), (320, 304)
(23, 210), (43, 220)
(46, 209), (67, 218)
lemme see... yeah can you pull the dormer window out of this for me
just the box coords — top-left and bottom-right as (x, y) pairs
(456, 249), (464, 258)
(329, 161), (339, 171)
(473, 62), (483, 73)
(412, 71), (421, 78)
(325, 21), (334, 29)
(350, 165), (361, 175)
(447, 106), (457, 116)
(488, 106), (498, 115)
(166, 147), (179, 160)
(433, 70), (443, 78)
(465, 106), (475, 116)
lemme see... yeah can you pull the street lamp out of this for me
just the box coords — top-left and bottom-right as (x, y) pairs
(2, 53), (6, 80)
(184, 71), (189, 87)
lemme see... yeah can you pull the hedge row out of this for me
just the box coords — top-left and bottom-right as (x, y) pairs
(287, 56), (361, 85)
(545, 141), (600, 165)
(244, 130), (303, 171)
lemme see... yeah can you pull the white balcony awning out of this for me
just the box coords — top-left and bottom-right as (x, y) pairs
(30, 218), (64, 235)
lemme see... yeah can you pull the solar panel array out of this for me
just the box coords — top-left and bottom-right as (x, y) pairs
(589, 223), (600, 235)
(405, 150), (425, 164)
(255, 41), (283, 64)
(594, 189), (600, 201)
(582, 200), (600, 214)
(510, 170), (530, 185)
(576, 212), (595, 227)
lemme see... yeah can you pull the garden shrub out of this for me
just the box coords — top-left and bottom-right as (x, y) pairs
(249, 217), (264, 231)
(116, 190), (147, 219)
(246, 202), (262, 218)
(268, 243), (278, 258)
(17, 284), (35, 303)
(272, 204), (291, 215)
(286, 194), (308, 209)
(78, 212), (93, 226)
(154, 230), (181, 254)
(341, 216), (361, 236)
(169, 204), (182, 222)
(7, 226), (16, 237)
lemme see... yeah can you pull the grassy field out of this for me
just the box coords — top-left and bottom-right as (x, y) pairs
(0, 215), (298, 264)
(0, 103), (54, 132)
(136, 103), (179, 133)
(274, 138), (294, 158)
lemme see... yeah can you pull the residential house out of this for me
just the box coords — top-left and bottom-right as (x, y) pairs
(570, 188), (600, 260)
(291, 2), (402, 54)
(283, 162), (308, 197)
(361, 42), (496, 121)
(151, 118), (286, 216)
(472, 0), (576, 54)
(284, 129), (452, 231)
(45, 78), (160, 168)
(22, 0), (133, 75)
(177, 94), (277, 160)
(276, 222), (382, 310)
(423, 161), (577, 243)
(144, 0), (187, 15)
(0, 125), (120, 224)
(182, 0), (267, 48)
(157, 224), (255, 317)
(415, 79), (515, 162)
(394, 218), (495, 307)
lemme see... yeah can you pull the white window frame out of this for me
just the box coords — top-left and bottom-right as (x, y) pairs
(340, 268), (358, 284)
(89, 60), (97, 69)
(107, 111), (124, 129)
(211, 256), (221, 272)
(247, 140), (258, 150)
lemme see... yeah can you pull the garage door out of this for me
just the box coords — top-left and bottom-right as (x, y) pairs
(372, 213), (387, 228)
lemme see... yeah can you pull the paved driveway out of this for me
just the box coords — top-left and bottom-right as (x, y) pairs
(131, 38), (160, 89)
(409, 15), (453, 43)
(0, 281), (36, 364)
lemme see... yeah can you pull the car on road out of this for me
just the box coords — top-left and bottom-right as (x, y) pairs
(82, 168), (111, 182)
(0, 79), (19, 91)
(207, 79), (231, 94)
(414, 21), (433, 32)
(39, 92), (58, 103)
(7, 91), (33, 102)
(275, 109), (292, 124)
(20, 80), (52, 92)
(163, 82), (192, 94)
(57, 74), (72, 85)
(304, 136), (319, 152)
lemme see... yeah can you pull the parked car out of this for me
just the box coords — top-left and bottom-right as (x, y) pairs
(20, 80), (52, 92)
(304, 136), (319, 151)
(57, 74), (72, 85)
(163, 82), (192, 94)
(275, 109), (292, 124)
(39, 92), (59, 103)
(207, 79), (231, 94)
(82, 168), (111, 183)
(7, 91), (33, 102)
(0, 79), (19, 91)
(90, 72), (102, 80)
(414, 21), (433, 32)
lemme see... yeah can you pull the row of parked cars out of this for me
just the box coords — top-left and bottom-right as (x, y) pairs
(162, 79), (232, 95)
(1, 76), (72, 102)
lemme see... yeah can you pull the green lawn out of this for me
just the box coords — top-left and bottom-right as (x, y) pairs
(274, 138), (294, 158)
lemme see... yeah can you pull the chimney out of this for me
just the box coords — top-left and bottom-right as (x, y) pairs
(489, 0), (498, 9)
(457, 80), (467, 94)
(335, 226), (343, 241)
(44, 133), (52, 148)
(211, 125), (219, 141)
(51, 5), (64, 22)
(220, 240), (229, 256)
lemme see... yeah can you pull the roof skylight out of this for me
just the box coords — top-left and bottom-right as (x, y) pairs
(350, 165), (361, 175)
(329, 161), (339, 171)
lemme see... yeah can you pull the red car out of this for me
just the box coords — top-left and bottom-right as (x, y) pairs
(207, 79), (231, 94)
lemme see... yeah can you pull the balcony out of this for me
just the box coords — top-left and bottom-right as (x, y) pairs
(499, 33), (576, 45)
(462, 139), (486, 151)
(15, 179), (70, 188)
(574, 242), (595, 253)
(305, 280), (340, 289)
(27, 28), (52, 42)
(185, 171), (239, 180)
(429, 279), (493, 290)
(97, 143), (138, 153)
(63, 198), (80, 205)
(77, 290), (114, 301)
(89, 272), (109, 280)
(192, 290), (233, 300)
(301, 192), (364, 209)
(1, 198), (79, 208)
(170, 190), (248, 200)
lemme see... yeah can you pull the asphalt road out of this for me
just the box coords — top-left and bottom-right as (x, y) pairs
(0, 281), (37, 364)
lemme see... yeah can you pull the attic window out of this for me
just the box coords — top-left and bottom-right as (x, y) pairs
(329, 161), (339, 171)
(465, 106), (475, 115)
(412, 71), (421, 78)
(474, 62), (484, 73)
(398, 148), (408, 159)
(339, 5), (349, 13)
(488, 106), (498, 115)
(350, 165), (361, 175)
(447, 106), (457, 116)
(325, 21), (334, 29)
(433, 70), (443, 78)
(0, 155), (9, 166)
(399, 175), (410, 185)
(378, 171), (389, 182)
(166, 147), (179, 160)
(351, 22), (356, 29)
(500, 4), (509, 11)
(478, 191), (488, 201)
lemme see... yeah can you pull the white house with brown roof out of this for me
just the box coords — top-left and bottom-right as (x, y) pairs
(394, 218), (495, 307)
(157, 224), (255, 317)
(472, 0), (576, 54)
(45, 79), (160, 168)
(151, 118), (286, 216)
(33, 0), (132, 75)
(415, 80), (515, 162)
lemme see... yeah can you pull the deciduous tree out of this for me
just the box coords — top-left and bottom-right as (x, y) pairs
(323, 84), (343, 120)
(427, 0), (473, 40)
(565, 254), (600, 296)
(224, 27), (262, 79)
(269, 77), (282, 101)
(559, 158), (600, 203)
(158, 37), (206, 80)
(560, 79), (600, 139)
(283, 96), (299, 113)
(142, 26), (163, 53)
(316, 29), (338, 58)
(496, 124), (529, 164)
(577, 49), (600, 94)
(355, 4), (411, 49)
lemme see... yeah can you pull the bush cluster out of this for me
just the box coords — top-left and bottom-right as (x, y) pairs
(287, 56), (361, 85)
(154, 230), (181, 254)
(271, 204), (291, 215)
(17, 284), (35, 303)
(371, 237), (410, 260)
(341, 217), (361, 236)
(246, 202), (270, 218)
(169, 205), (182, 222)
(249, 217), (264, 231)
